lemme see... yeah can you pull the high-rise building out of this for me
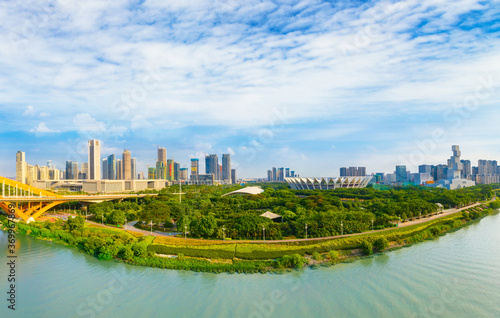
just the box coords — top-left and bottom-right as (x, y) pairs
(461, 160), (472, 179)
(191, 158), (199, 180)
(341, 166), (366, 177)
(278, 167), (285, 181)
(272, 167), (277, 181)
(116, 159), (123, 180)
(122, 149), (132, 180)
(395, 165), (407, 182)
(291, 171), (295, 178)
(267, 170), (272, 181)
(222, 154), (231, 183)
(447, 145), (463, 179)
(148, 167), (156, 180)
(231, 169), (236, 184)
(340, 167), (347, 177)
(285, 168), (290, 178)
(88, 139), (101, 180)
(65, 161), (79, 180)
(433, 164), (448, 181)
(167, 159), (174, 181)
(158, 147), (167, 164)
(418, 165), (433, 174)
(16, 151), (27, 184)
(131, 158), (137, 180)
(102, 159), (108, 179)
(174, 162), (180, 181)
(107, 155), (116, 180)
(180, 168), (188, 181)
(47, 160), (53, 169)
(156, 161), (165, 179)
(205, 154), (219, 180)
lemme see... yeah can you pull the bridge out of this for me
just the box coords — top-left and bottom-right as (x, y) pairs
(0, 176), (155, 223)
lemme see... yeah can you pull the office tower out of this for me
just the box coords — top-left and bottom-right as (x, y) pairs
(38, 166), (49, 180)
(205, 154), (219, 180)
(191, 158), (199, 180)
(148, 167), (156, 180)
(180, 168), (188, 181)
(131, 158), (137, 180)
(291, 171), (295, 178)
(88, 139), (101, 180)
(47, 160), (53, 169)
(158, 147), (167, 164)
(395, 165), (407, 182)
(461, 160), (472, 179)
(116, 159), (123, 180)
(174, 162), (180, 181)
(156, 161), (165, 179)
(231, 169), (236, 184)
(285, 168), (290, 178)
(27, 165), (37, 185)
(167, 159), (174, 181)
(419, 165), (433, 174)
(102, 159), (108, 179)
(340, 167), (347, 177)
(278, 168), (284, 182)
(16, 151), (27, 184)
(222, 154), (231, 183)
(66, 161), (79, 180)
(446, 145), (463, 179)
(267, 170), (272, 181)
(107, 155), (116, 180)
(122, 150), (132, 180)
(359, 167), (366, 176)
(272, 167), (277, 181)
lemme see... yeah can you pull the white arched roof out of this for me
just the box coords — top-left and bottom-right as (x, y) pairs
(222, 186), (264, 197)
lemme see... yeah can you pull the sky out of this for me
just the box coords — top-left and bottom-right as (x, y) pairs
(0, 0), (499, 179)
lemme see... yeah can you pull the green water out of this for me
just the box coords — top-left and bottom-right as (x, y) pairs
(1, 213), (500, 318)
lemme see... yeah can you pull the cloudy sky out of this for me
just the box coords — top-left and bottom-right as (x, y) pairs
(0, 0), (499, 178)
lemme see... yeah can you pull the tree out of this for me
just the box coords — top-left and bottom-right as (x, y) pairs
(66, 215), (85, 231)
(373, 238), (389, 252)
(361, 240), (373, 255)
(120, 246), (134, 260)
(190, 215), (217, 238)
(109, 210), (126, 225)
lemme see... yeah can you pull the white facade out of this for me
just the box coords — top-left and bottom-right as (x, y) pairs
(286, 176), (373, 190)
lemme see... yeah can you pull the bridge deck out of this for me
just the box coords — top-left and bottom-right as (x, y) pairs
(0, 194), (154, 202)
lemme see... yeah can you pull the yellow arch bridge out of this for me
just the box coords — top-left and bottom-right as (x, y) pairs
(0, 176), (153, 222)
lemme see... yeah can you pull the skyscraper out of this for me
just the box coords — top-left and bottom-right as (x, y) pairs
(447, 145), (463, 179)
(395, 165), (407, 182)
(131, 158), (137, 180)
(180, 168), (188, 181)
(267, 170), (272, 181)
(231, 169), (236, 184)
(88, 139), (101, 180)
(122, 149), (132, 180)
(222, 154), (231, 183)
(16, 151), (27, 184)
(191, 158), (199, 180)
(116, 159), (122, 180)
(285, 168), (290, 178)
(158, 147), (167, 164)
(272, 167), (277, 181)
(174, 162), (180, 181)
(107, 154), (116, 180)
(65, 161), (79, 180)
(102, 159), (108, 179)
(205, 154), (219, 180)
(167, 159), (174, 181)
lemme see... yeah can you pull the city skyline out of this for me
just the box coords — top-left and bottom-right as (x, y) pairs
(1, 0), (499, 178)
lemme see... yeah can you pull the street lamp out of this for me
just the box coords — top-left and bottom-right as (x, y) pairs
(125, 217), (127, 230)
(101, 214), (103, 225)
(419, 211), (422, 219)
(184, 224), (187, 239)
(341, 220), (343, 237)
(263, 226), (265, 242)
(150, 221), (153, 235)
(371, 219), (374, 231)
(305, 223), (308, 241)
(222, 225), (226, 241)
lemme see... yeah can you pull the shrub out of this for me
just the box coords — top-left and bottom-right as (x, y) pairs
(312, 251), (322, 261)
(361, 241), (373, 255)
(373, 238), (389, 252)
(328, 250), (339, 261)
(281, 254), (305, 269)
(98, 246), (114, 260)
(120, 246), (134, 260)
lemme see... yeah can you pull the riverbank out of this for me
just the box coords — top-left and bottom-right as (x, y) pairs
(0, 204), (496, 273)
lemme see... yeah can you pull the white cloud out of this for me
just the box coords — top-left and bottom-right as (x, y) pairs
(39, 112), (50, 117)
(227, 147), (235, 155)
(30, 122), (60, 134)
(23, 105), (36, 116)
(73, 113), (106, 133)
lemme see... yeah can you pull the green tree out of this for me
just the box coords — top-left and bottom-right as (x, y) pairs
(361, 240), (373, 255)
(373, 237), (389, 252)
(190, 215), (217, 238)
(66, 215), (85, 231)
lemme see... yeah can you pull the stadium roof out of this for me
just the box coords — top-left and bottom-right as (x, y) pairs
(260, 211), (282, 220)
(221, 186), (264, 197)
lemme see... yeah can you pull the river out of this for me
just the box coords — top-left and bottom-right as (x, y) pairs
(1, 212), (499, 317)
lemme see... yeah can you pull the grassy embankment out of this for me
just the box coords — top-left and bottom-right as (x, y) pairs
(0, 204), (495, 273)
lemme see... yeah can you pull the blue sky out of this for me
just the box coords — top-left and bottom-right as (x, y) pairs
(0, 0), (499, 178)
